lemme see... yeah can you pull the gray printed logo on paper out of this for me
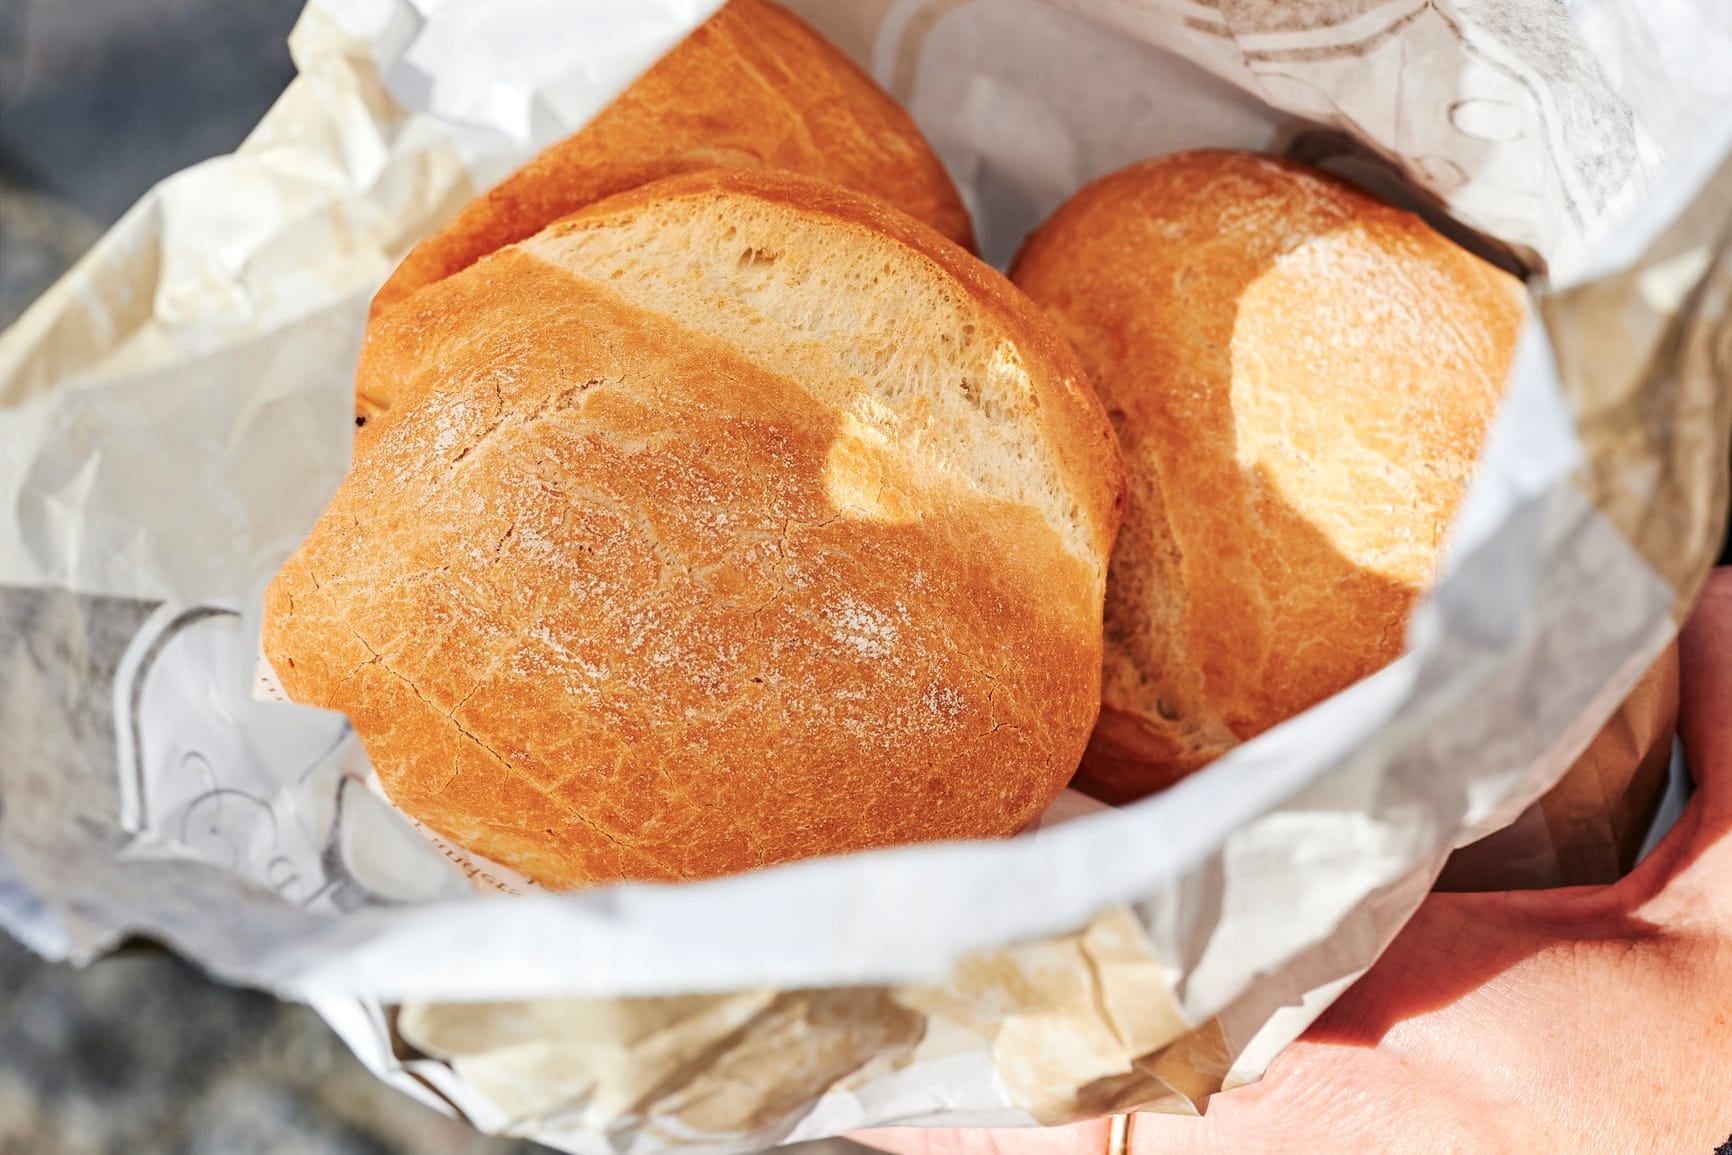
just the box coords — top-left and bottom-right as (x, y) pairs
(111, 604), (474, 910)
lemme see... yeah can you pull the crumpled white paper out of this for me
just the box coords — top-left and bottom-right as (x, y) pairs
(1, 1), (1729, 1152)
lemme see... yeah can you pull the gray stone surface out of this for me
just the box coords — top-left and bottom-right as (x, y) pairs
(0, 934), (555, 1155)
(0, 0), (305, 222)
(0, 177), (97, 328)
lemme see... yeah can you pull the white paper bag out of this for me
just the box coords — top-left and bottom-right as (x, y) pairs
(1, 2), (1728, 1151)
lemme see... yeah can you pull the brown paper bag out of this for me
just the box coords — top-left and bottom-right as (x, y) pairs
(1436, 644), (1679, 891)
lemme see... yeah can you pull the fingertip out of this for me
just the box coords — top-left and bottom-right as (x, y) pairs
(849, 1120), (1108, 1155)
(847, 1128), (932, 1155)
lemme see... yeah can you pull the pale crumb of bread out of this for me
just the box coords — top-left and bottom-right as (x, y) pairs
(522, 196), (1095, 568)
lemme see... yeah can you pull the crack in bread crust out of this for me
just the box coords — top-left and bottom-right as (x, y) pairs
(342, 616), (679, 875)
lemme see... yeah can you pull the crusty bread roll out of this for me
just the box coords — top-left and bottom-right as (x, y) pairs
(1011, 150), (1525, 803)
(265, 169), (1124, 888)
(362, 0), (970, 417)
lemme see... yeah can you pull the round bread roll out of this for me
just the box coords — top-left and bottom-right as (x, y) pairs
(1011, 150), (1525, 803)
(362, 0), (970, 418)
(265, 169), (1124, 889)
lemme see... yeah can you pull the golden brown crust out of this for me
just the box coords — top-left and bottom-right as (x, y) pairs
(267, 172), (1122, 888)
(364, 0), (970, 339)
(1011, 149), (1526, 803)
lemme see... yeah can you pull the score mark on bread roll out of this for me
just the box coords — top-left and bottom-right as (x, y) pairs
(1012, 150), (1526, 804)
(265, 170), (1124, 889)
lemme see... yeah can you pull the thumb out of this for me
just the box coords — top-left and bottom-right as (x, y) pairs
(1625, 566), (1732, 916)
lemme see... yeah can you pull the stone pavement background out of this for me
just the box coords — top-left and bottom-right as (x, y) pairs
(0, 3), (859, 1153)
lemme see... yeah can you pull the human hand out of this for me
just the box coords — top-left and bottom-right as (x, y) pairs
(859, 568), (1732, 1155)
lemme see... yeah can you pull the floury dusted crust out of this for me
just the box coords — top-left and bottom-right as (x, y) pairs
(265, 170), (1124, 888)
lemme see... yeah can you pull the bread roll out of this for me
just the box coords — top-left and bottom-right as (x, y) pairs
(265, 170), (1124, 888)
(1011, 150), (1525, 803)
(362, 0), (970, 418)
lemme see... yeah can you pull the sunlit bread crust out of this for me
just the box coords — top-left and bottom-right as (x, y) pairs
(266, 170), (1125, 887)
(1012, 150), (1525, 802)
